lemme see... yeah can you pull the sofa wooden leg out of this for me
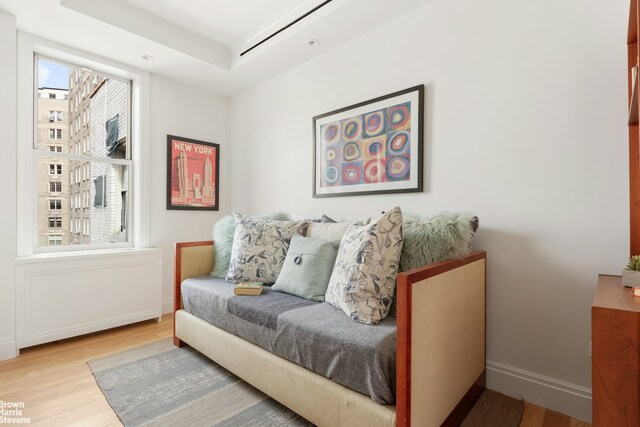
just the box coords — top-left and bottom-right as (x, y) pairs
(173, 336), (187, 348)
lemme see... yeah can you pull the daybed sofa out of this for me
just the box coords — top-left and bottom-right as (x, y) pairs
(173, 235), (486, 427)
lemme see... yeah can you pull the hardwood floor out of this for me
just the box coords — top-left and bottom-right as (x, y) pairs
(0, 315), (590, 427)
(520, 402), (591, 427)
(0, 315), (172, 426)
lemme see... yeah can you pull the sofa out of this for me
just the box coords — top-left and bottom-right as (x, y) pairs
(173, 215), (486, 427)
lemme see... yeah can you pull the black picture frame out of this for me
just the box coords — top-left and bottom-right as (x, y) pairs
(313, 84), (424, 198)
(166, 135), (220, 211)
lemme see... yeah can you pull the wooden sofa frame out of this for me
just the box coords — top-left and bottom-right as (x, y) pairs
(174, 240), (486, 427)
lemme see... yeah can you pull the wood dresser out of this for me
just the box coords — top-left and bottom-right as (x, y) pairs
(591, 274), (640, 426)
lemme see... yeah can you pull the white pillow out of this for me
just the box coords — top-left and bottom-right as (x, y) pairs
(306, 218), (370, 241)
(325, 207), (404, 325)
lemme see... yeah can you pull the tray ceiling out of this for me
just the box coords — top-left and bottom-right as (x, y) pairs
(0, 0), (433, 96)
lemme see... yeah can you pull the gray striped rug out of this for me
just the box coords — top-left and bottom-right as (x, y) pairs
(89, 339), (314, 427)
(91, 339), (524, 427)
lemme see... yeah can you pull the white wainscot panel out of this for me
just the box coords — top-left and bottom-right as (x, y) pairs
(16, 248), (162, 349)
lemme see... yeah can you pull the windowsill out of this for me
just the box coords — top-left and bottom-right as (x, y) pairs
(16, 246), (161, 264)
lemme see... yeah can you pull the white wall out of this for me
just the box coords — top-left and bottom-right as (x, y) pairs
(230, 0), (629, 420)
(149, 75), (230, 313)
(0, 11), (17, 360)
(0, 25), (229, 357)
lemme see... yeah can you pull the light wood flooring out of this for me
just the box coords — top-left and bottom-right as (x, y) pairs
(0, 315), (590, 427)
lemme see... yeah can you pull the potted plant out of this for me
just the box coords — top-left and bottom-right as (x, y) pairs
(623, 255), (640, 287)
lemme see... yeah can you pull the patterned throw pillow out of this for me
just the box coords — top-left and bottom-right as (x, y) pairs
(325, 207), (404, 325)
(210, 212), (291, 278)
(226, 213), (308, 284)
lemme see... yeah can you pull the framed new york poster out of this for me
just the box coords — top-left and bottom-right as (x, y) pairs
(166, 135), (220, 210)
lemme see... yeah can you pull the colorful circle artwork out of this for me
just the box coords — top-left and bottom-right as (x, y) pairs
(367, 140), (383, 157)
(387, 131), (410, 155)
(342, 118), (362, 141)
(343, 141), (361, 162)
(324, 165), (340, 186)
(364, 111), (385, 136)
(386, 155), (410, 181)
(342, 163), (363, 185)
(387, 104), (410, 130)
(325, 146), (339, 163)
(364, 159), (386, 183)
(323, 123), (340, 143)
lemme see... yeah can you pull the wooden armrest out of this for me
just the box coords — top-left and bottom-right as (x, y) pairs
(396, 251), (487, 427)
(174, 240), (214, 346)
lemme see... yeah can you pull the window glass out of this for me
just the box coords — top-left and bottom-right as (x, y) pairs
(35, 56), (131, 249)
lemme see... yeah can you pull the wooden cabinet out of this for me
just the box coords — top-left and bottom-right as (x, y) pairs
(629, 0), (640, 254)
(591, 275), (640, 426)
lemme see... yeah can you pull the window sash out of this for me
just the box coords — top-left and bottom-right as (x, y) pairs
(37, 150), (131, 167)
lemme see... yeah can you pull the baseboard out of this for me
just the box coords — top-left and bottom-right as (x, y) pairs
(163, 297), (173, 314)
(0, 338), (17, 361)
(487, 360), (592, 422)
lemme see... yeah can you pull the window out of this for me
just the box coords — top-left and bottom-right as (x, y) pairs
(49, 164), (62, 175)
(32, 54), (132, 250)
(49, 182), (62, 192)
(48, 235), (62, 245)
(48, 129), (62, 139)
(48, 93), (56, 99)
(94, 175), (107, 207)
(49, 110), (62, 122)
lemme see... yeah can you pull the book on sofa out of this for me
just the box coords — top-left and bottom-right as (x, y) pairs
(233, 282), (264, 296)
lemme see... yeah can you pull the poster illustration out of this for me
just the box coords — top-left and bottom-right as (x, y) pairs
(166, 135), (219, 210)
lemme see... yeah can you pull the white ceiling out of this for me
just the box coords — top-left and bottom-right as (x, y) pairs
(123, 0), (311, 48)
(0, 0), (433, 96)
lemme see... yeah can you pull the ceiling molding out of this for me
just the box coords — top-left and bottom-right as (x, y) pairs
(60, 0), (231, 70)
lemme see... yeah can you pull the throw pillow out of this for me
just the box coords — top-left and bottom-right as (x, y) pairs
(210, 211), (290, 278)
(399, 212), (477, 272)
(306, 218), (371, 241)
(226, 213), (308, 284)
(272, 235), (340, 302)
(321, 214), (337, 223)
(325, 207), (404, 325)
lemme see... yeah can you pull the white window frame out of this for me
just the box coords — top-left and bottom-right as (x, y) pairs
(48, 128), (62, 139)
(48, 216), (62, 228)
(49, 182), (62, 193)
(17, 33), (150, 255)
(49, 199), (61, 210)
(48, 164), (62, 175)
(48, 235), (62, 246)
(49, 110), (62, 122)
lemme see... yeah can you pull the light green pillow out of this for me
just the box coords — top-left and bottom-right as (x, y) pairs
(210, 211), (290, 278)
(272, 234), (340, 302)
(400, 212), (477, 272)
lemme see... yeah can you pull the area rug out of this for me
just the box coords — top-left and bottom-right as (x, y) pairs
(89, 339), (523, 427)
(89, 339), (312, 426)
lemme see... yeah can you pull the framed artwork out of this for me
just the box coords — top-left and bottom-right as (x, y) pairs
(166, 135), (219, 210)
(313, 85), (424, 198)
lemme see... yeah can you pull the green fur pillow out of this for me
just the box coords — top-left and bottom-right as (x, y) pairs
(399, 212), (477, 272)
(210, 211), (291, 278)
